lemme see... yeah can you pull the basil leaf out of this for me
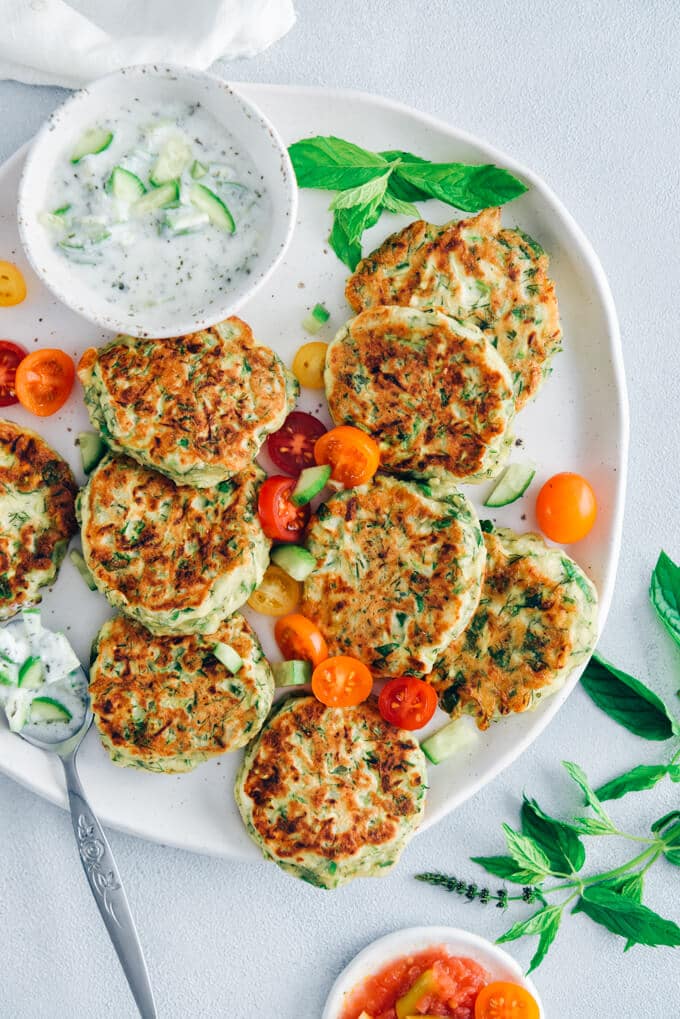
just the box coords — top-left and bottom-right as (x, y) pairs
(394, 162), (527, 212)
(575, 886), (680, 947)
(595, 764), (670, 802)
(527, 910), (562, 973)
(580, 653), (679, 740)
(562, 761), (615, 826)
(521, 797), (586, 874)
(288, 136), (387, 190)
(650, 549), (680, 648)
(382, 191), (420, 217)
(501, 824), (552, 875)
(328, 214), (362, 271)
(470, 854), (545, 885)
(497, 904), (563, 944)
(380, 150), (432, 202)
(330, 168), (393, 210)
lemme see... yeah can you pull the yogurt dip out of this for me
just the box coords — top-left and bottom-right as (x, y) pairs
(40, 99), (271, 326)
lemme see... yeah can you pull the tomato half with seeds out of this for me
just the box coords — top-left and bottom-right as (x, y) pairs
(0, 340), (27, 406)
(474, 981), (540, 1019)
(267, 411), (327, 475)
(15, 348), (75, 416)
(0, 261), (27, 306)
(258, 475), (310, 542)
(247, 564), (301, 616)
(535, 471), (597, 544)
(314, 425), (380, 487)
(378, 676), (438, 730)
(311, 655), (373, 707)
(274, 613), (328, 667)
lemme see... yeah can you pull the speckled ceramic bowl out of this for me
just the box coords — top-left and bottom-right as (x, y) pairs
(17, 65), (297, 338)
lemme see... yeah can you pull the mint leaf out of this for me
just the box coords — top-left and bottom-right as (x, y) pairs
(521, 797), (586, 874)
(652, 810), (680, 835)
(380, 150), (432, 202)
(328, 214), (362, 271)
(382, 191), (420, 217)
(497, 904), (563, 944)
(595, 764), (670, 802)
(602, 872), (645, 951)
(470, 855), (545, 885)
(568, 816), (621, 836)
(330, 167), (393, 210)
(337, 196), (383, 247)
(580, 653), (678, 740)
(527, 910), (562, 973)
(575, 886), (680, 947)
(562, 761), (615, 826)
(394, 162), (527, 212)
(288, 136), (387, 190)
(650, 550), (680, 649)
(501, 824), (552, 875)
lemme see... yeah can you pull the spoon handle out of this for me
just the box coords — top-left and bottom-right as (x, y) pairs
(61, 753), (157, 1019)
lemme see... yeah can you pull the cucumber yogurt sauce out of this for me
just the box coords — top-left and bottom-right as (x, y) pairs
(40, 100), (271, 323)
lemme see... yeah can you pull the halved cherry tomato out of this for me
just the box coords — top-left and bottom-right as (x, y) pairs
(0, 340), (27, 407)
(15, 348), (75, 416)
(311, 655), (373, 707)
(474, 981), (540, 1019)
(0, 262), (27, 306)
(314, 425), (380, 487)
(258, 476), (310, 542)
(378, 676), (438, 730)
(247, 564), (301, 616)
(274, 613), (328, 667)
(292, 341), (328, 389)
(535, 471), (597, 544)
(267, 411), (327, 475)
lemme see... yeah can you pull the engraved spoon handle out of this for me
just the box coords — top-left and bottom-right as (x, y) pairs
(61, 752), (157, 1019)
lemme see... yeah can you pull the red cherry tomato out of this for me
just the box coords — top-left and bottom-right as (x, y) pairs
(0, 340), (27, 407)
(257, 475), (310, 542)
(267, 411), (327, 475)
(378, 676), (438, 730)
(535, 471), (597, 544)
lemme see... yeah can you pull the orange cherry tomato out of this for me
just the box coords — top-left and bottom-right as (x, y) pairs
(0, 261), (27, 306)
(314, 425), (380, 487)
(378, 676), (438, 730)
(474, 981), (540, 1019)
(535, 471), (597, 543)
(275, 614), (328, 667)
(15, 348), (75, 416)
(311, 655), (373, 707)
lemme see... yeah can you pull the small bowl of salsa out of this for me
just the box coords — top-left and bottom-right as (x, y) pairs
(323, 926), (544, 1019)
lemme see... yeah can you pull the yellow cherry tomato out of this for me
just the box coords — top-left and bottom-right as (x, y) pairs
(0, 262), (27, 307)
(247, 563), (301, 616)
(535, 471), (597, 543)
(292, 341), (328, 389)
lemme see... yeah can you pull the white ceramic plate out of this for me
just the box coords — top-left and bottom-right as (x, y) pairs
(0, 84), (627, 859)
(322, 926), (544, 1018)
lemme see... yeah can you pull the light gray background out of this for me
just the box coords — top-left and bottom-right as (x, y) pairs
(1, 2), (680, 1016)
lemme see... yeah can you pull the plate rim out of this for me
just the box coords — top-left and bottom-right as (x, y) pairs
(0, 81), (629, 857)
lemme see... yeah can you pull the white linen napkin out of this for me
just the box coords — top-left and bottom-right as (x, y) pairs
(0, 0), (296, 88)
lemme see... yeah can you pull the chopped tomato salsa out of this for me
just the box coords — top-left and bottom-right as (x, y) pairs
(340, 946), (489, 1019)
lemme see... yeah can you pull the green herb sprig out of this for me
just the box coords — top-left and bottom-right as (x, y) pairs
(417, 551), (680, 970)
(287, 136), (528, 270)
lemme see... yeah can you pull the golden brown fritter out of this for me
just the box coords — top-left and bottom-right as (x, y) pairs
(78, 455), (270, 635)
(325, 305), (515, 483)
(78, 317), (298, 487)
(301, 474), (485, 676)
(90, 613), (274, 772)
(234, 695), (427, 887)
(0, 419), (76, 619)
(432, 528), (598, 729)
(346, 208), (562, 409)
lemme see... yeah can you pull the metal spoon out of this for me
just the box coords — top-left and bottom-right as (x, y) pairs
(18, 674), (157, 1019)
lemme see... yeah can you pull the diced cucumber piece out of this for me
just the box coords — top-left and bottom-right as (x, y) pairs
(33, 631), (81, 683)
(302, 303), (330, 334)
(272, 660), (312, 688)
(484, 463), (536, 508)
(189, 183), (235, 233)
(291, 464), (331, 506)
(77, 431), (107, 474)
(69, 549), (97, 591)
(70, 127), (114, 163)
(133, 180), (180, 216)
(106, 166), (146, 202)
(150, 136), (192, 185)
(30, 696), (72, 724)
(270, 545), (316, 582)
(18, 656), (43, 689)
(190, 159), (208, 180)
(420, 717), (478, 765)
(163, 208), (210, 235)
(6, 690), (31, 732)
(53, 204), (72, 216)
(212, 642), (243, 674)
